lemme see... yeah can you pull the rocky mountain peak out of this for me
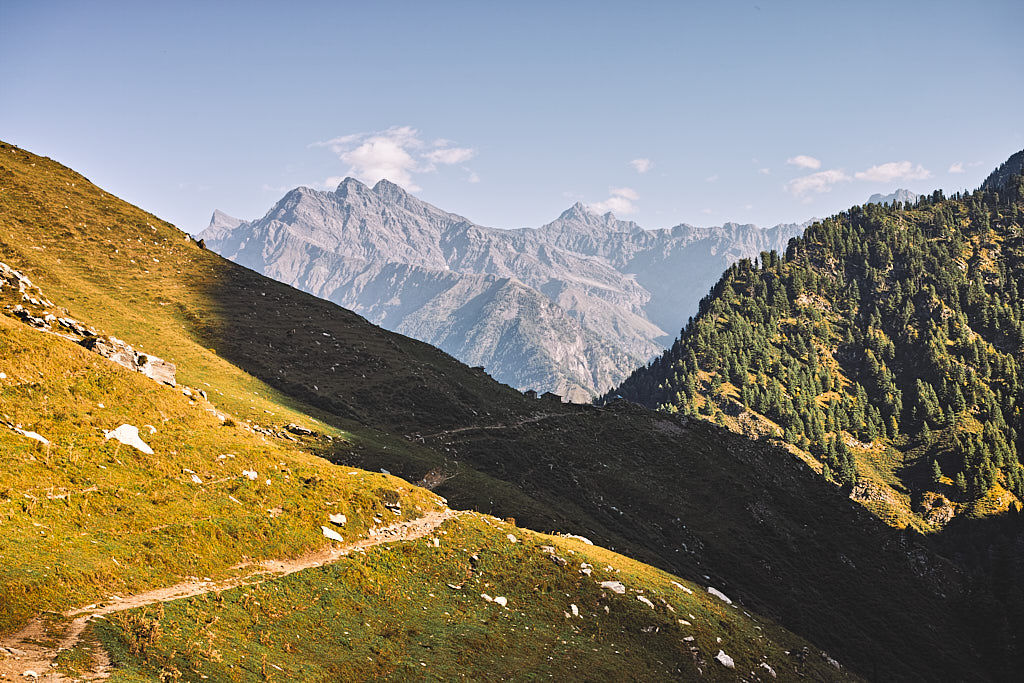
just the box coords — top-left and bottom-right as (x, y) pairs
(372, 178), (412, 201)
(204, 209), (244, 240)
(334, 176), (370, 196)
(558, 201), (596, 221)
(867, 188), (919, 205)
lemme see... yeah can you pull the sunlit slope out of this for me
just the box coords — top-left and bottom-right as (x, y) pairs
(0, 313), (444, 633)
(95, 516), (855, 682)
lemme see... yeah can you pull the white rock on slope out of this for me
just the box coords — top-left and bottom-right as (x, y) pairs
(599, 580), (626, 594)
(12, 427), (49, 445)
(104, 424), (154, 454)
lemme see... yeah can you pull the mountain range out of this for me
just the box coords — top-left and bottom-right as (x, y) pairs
(200, 180), (807, 400)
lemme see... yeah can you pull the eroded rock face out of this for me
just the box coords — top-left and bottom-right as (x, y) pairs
(1, 261), (176, 387)
(200, 182), (807, 399)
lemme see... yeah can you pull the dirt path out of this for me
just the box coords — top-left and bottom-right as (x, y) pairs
(0, 509), (461, 682)
(416, 412), (575, 440)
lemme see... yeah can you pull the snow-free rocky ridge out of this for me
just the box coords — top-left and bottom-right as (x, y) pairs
(201, 180), (808, 400)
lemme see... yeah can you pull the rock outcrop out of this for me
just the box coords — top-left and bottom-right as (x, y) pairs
(1, 261), (176, 386)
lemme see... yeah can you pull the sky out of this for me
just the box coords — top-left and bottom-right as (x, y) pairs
(2, 0), (1022, 234)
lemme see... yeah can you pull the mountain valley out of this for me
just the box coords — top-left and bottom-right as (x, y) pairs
(3, 142), (1023, 679)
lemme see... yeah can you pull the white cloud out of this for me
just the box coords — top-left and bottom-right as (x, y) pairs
(466, 170), (481, 184)
(854, 161), (931, 182)
(423, 145), (476, 166)
(787, 155), (822, 170)
(705, 174), (719, 183)
(701, 208), (713, 215)
(758, 168), (771, 175)
(785, 169), (851, 197)
(629, 158), (653, 174)
(589, 187), (639, 215)
(312, 126), (477, 191)
(948, 161), (964, 174)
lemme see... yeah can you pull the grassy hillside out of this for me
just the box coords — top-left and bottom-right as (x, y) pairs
(0, 140), (1011, 679)
(93, 516), (852, 682)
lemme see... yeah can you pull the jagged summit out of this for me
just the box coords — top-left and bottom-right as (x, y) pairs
(558, 201), (599, 220)
(202, 209), (244, 240)
(372, 178), (409, 195)
(867, 188), (919, 205)
(334, 176), (368, 193)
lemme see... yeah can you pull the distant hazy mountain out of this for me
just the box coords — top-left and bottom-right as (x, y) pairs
(866, 188), (919, 205)
(201, 180), (806, 399)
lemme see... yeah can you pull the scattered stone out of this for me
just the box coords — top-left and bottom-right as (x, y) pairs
(559, 533), (594, 545)
(570, 604), (579, 617)
(144, 424), (157, 434)
(190, 474), (203, 484)
(321, 526), (344, 542)
(670, 580), (693, 594)
(242, 470), (258, 480)
(678, 619), (691, 626)
(481, 593), (493, 602)
(22, 671), (39, 679)
(328, 513), (347, 526)
(599, 581), (626, 594)
(637, 595), (655, 609)
(714, 650), (735, 669)
(285, 423), (313, 436)
(12, 427), (49, 445)
(506, 533), (517, 543)
(104, 424), (154, 454)
(760, 662), (777, 678)
(707, 587), (732, 604)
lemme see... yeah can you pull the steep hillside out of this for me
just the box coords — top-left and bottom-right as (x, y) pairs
(200, 179), (804, 400)
(1, 141), (1013, 679)
(610, 153), (1024, 535)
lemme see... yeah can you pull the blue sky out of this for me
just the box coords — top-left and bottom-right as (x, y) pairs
(2, 0), (1022, 233)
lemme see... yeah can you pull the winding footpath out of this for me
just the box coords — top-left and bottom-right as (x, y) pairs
(0, 509), (461, 682)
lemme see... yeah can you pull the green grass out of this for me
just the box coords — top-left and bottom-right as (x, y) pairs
(95, 515), (854, 682)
